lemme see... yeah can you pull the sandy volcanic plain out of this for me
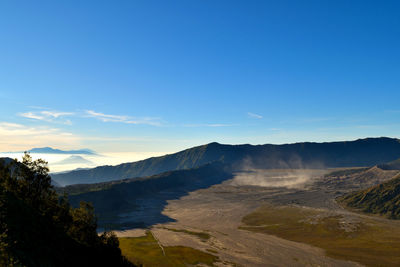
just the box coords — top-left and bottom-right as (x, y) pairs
(116, 168), (400, 267)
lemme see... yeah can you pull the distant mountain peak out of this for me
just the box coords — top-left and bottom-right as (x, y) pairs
(207, 142), (221, 146)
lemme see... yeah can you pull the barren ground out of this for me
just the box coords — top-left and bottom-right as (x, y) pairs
(116, 168), (400, 266)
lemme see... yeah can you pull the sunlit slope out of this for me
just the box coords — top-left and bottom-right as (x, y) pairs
(340, 173), (400, 219)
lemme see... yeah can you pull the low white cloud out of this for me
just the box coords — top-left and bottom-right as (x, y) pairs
(248, 112), (263, 119)
(41, 111), (74, 118)
(19, 110), (74, 124)
(20, 112), (46, 120)
(85, 110), (128, 122)
(85, 110), (162, 126)
(18, 107), (163, 126)
(0, 122), (80, 151)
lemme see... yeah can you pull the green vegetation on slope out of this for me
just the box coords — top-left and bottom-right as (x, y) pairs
(0, 155), (134, 267)
(119, 231), (218, 267)
(241, 205), (400, 266)
(339, 173), (400, 219)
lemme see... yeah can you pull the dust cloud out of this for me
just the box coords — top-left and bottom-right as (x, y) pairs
(230, 156), (327, 189)
(230, 169), (323, 189)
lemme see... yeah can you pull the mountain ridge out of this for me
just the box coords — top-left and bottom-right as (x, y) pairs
(52, 137), (400, 186)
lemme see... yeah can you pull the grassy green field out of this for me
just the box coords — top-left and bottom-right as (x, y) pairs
(240, 205), (400, 266)
(162, 227), (211, 241)
(119, 231), (218, 267)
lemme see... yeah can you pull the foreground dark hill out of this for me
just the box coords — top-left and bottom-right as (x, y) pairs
(64, 162), (233, 229)
(53, 137), (400, 186)
(340, 173), (400, 219)
(0, 157), (14, 165)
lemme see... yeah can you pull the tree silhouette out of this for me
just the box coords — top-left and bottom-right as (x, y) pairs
(0, 154), (135, 267)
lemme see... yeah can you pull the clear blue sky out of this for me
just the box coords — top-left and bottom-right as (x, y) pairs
(1, 0), (399, 153)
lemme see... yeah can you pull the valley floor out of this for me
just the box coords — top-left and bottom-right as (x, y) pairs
(116, 168), (400, 267)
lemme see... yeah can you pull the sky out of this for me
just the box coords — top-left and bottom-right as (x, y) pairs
(1, 0), (400, 158)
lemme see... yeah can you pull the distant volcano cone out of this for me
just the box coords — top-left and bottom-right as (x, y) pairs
(53, 155), (94, 165)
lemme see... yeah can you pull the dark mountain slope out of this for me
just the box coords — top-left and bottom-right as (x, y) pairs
(53, 142), (239, 185)
(339, 173), (400, 219)
(53, 137), (400, 186)
(378, 158), (400, 170)
(0, 157), (14, 165)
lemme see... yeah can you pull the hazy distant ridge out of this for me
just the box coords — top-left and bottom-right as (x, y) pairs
(28, 147), (96, 155)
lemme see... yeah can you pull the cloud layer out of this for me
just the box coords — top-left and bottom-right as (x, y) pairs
(0, 122), (80, 151)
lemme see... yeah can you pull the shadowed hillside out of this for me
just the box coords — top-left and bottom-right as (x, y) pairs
(53, 137), (400, 186)
(64, 162), (233, 229)
(378, 158), (400, 170)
